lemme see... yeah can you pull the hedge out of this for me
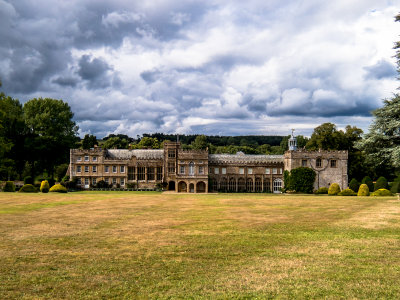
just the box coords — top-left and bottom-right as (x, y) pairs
(338, 188), (356, 196)
(49, 184), (68, 193)
(314, 187), (328, 194)
(371, 189), (392, 197)
(19, 184), (38, 193)
(357, 184), (370, 196)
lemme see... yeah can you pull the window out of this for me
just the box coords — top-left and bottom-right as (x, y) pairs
(105, 166), (109, 173)
(92, 166), (97, 173)
(120, 166), (125, 173)
(77, 165), (82, 173)
(239, 168), (244, 175)
(120, 178), (125, 186)
(168, 163), (175, 174)
(180, 165), (185, 174)
(138, 167), (145, 181)
(128, 167), (135, 180)
(248, 168), (253, 175)
(84, 156), (89, 161)
(112, 166), (117, 173)
(214, 168), (219, 175)
(189, 162), (194, 175)
(112, 178), (117, 185)
(77, 178), (82, 185)
(265, 168), (270, 174)
(222, 168), (226, 175)
(168, 150), (175, 158)
(148, 167), (155, 180)
(84, 178), (89, 185)
(279, 168), (282, 174)
(92, 178), (97, 185)
(199, 166), (204, 174)
(330, 160), (337, 168)
(105, 178), (109, 184)
(77, 156), (82, 162)
(92, 156), (97, 162)
(302, 159), (307, 167)
(85, 166), (89, 173)
(273, 168), (277, 174)
(316, 158), (322, 168)
(157, 167), (163, 180)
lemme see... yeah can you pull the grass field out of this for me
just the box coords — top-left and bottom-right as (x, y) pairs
(1, 192), (400, 299)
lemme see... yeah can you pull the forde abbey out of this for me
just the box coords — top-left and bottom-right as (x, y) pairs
(69, 132), (348, 193)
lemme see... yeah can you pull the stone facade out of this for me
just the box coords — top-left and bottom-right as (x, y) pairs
(69, 134), (348, 192)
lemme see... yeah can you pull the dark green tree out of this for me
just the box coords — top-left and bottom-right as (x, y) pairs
(132, 137), (161, 149)
(191, 135), (208, 150)
(286, 167), (316, 194)
(82, 134), (98, 149)
(374, 176), (388, 191)
(349, 178), (360, 193)
(102, 136), (129, 149)
(361, 176), (374, 193)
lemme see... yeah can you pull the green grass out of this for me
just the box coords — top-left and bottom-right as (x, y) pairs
(0, 192), (399, 299)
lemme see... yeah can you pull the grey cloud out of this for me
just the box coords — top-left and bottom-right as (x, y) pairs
(77, 55), (118, 89)
(52, 76), (79, 87)
(364, 59), (397, 79)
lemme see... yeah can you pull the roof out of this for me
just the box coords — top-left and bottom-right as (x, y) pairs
(106, 149), (164, 160)
(209, 153), (284, 164)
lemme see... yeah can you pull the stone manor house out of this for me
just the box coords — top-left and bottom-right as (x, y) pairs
(69, 133), (348, 193)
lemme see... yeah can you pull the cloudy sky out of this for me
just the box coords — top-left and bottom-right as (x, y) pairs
(0, 0), (399, 138)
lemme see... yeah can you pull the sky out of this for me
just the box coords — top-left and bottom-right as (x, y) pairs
(0, 0), (399, 138)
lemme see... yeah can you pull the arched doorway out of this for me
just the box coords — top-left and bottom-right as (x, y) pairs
(178, 181), (187, 192)
(238, 178), (245, 192)
(168, 181), (175, 191)
(228, 178), (236, 192)
(220, 177), (227, 192)
(273, 179), (283, 193)
(246, 178), (253, 192)
(196, 181), (206, 193)
(255, 177), (262, 192)
(189, 183), (195, 193)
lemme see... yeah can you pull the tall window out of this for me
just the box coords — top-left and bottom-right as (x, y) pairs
(157, 167), (163, 180)
(148, 167), (155, 180)
(120, 166), (125, 173)
(105, 166), (109, 173)
(214, 168), (219, 175)
(85, 166), (89, 173)
(84, 178), (89, 185)
(330, 160), (337, 168)
(265, 168), (270, 174)
(84, 156), (89, 161)
(302, 159), (307, 167)
(168, 163), (175, 174)
(120, 178), (125, 186)
(248, 168), (253, 175)
(199, 166), (204, 174)
(128, 167), (135, 180)
(180, 165), (185, 174)
(189, 162), (195, 175)
(316, 158), (322, 168)
(112, 166), (117, 173)
(92, 156), (97, 162)
(77, 166), (81, 173)
(112, 178), (117, 185)
(92, 178), (97, 185)
(272, 168), (277, 174)
(77, 178), (82, 185)
(92, 166), (97, 173)
(138, 167), (145, 180)
(221, 168), (226, 175)
(239, 168), (244, 175)
(77, 156), (82, 162)
(105, 178), (109, 184)
(168, 150), (175, 158)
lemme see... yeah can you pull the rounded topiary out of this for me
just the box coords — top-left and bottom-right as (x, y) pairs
(357, 184), (370, 196)
(374, 176), (388, 191)
(18, 184), (38, 193)
(338, 188), (356, 196)
(328, 183), (341, 195)
(349, 178), (360, 193)
(371, 189), (393, 197)
(40, 180), (50, 193)
(314, 187), (328, 194)
(361, 176), (374, 193)
(49, 184), (68, 193)
(3, 181), (16, 192)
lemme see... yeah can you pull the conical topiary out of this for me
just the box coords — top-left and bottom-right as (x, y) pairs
(374, 176), (388, 191)
(361, 176), (374, 193)
(349, 178), (360, 193)
(40, 180), (50, 193)
(357, 184), (370, 196)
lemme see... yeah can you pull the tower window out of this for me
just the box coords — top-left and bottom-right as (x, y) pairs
(168, 150), (175, 158)
(302, 159), (307, 167)
(331, 160), (337, 168)
(316, 158), (322, 168)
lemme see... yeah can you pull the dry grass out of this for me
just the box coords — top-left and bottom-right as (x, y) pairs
(1, 192), (400, 298)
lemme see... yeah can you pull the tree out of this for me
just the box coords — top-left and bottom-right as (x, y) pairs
(306, 123), (342, 150)
(374, 176), (388, 191)
(23, 98), (78, 178)
(349, 178), (360, 193)
(191, 135), (208, 150)
(361, 176), (374, 193)
(102, 136), (129, 149)
(132, 137), (161, 149)
(356, 14), (400, 174)
(82, 134), (98, 149)
(285, 167), (316, 194)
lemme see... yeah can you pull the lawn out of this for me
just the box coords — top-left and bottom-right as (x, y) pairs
(1, 192), (399, 299)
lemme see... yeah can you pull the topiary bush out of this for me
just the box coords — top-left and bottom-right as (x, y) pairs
(371, 189), (393, 197)
(3, 181), (15, 192)
(357, 184), (370, 196)
(18, 184), (38, 193)
(314, 187), (328, 194)
(361, 176), (374, 193)
(24, 176), (33, 185)
(328, 183), (341, 195)
(285, 167), (316, 194)
(374, 176), (388, 191)
(40, 180), (50, 193)
(49, 184), (68, 193)
(338, 188), (356, 196)
(349, 178), (360, 193)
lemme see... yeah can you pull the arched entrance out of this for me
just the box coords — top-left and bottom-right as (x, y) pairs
(178, 181), (187, 192)
(255, 177), (262, 192)
(246, 178), (253, 192)
(238, 178), (245, 192)
(168, 181), (175, 191)
(228, 178), (236, 192)
(196, 181), (206, 193)
(220, 177), (227, 192)
(189, 183), (195, 193)
(273, 179), (283, 193)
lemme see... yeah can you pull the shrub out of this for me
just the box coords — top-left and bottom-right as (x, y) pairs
(361, 176), (374, 193)
(349, 178), (360, 193)
(24, 176), (33, 185)
(18, 184), (38, 193)
(371, 189), (393, 197)
(40, 180), (50, 193)
(127, 182), (136, 189)
(49, 184), (68, 193)
(328, 183), (341, 195)
(374, 176), (388, 191)
(3, 181), (15, 192)
(390, 181), (400, 194)
(96, 180), (110, 188)
(357, 184), (370, 196)
(338, 188), (356, 196)
(285, 167), (316, 194)
(314, 187), (328, 194)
